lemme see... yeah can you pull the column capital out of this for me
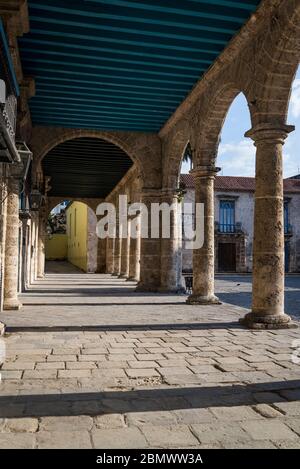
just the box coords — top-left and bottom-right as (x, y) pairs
(160, 187), (179, 198)
(190, 165), (221, 179)
(245, 123), (295, 144)
(140, 187), (160, 198)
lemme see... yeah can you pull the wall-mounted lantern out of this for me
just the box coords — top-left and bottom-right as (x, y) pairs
(16, 141), (32, 181)
(29, 188), (42, 211)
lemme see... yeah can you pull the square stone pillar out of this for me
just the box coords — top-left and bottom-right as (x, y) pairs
(136, 189), (161, 292)
(96, 237), (107, 273)
(119, 218), (130, 279)
(106, 229), (115, 274)
(240, 123), (296, 329)
(187, 166), (221, 305)
(127, 213), (141, 282)
(3, 177), (22, 310)
(112, 211), (122, 276)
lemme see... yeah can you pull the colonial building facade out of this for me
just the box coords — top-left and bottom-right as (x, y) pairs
(181, 174), (300, 274)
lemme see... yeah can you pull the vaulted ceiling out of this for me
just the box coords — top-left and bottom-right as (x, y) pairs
(42, 137), (133, 198)
(19, 0), (260, 132)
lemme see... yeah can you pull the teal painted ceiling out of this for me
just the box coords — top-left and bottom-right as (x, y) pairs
(19, 0), (261, 132)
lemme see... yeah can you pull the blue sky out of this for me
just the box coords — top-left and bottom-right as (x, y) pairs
(182, 67), (300, 177)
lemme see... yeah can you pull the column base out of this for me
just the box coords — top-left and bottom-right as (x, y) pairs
(0, 321), (6, 336)
(118, 273), (128, 279)
(186, 294), (222, 305)
(111, 273), (120, 277)
(158, 286), (186, 294)
(135, 282), (160, 293)
(126, 276), (138, 282)
(3, 299), (22, 310)
(240, 312), (298, 330)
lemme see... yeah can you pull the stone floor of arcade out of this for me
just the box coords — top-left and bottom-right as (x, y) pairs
(0, 262), (299, 449)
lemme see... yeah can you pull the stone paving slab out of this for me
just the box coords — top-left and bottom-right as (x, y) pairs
(0, 267), (300, 448)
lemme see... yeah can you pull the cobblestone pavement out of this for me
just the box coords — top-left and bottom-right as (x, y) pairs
(0, 262), (300, 449)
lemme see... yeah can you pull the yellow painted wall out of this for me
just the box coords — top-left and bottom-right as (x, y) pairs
(66, 202), (88, 271)
(45, 234), (68, 260)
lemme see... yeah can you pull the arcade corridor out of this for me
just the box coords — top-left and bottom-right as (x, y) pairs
(1, 0), (300, 451)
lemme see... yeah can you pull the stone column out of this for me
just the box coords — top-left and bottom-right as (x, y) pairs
(25, 220), (32, 288)
(241, 123), (296, 329)
(30, 215), (38, 283)
(136, 189), (161, 292)
(21, 217), (31, 291)
(106, 228), (115, 274)
(112, 210), (122, 276)
(127, 213), (141, 281)
(160, 189), (184, 292)
(18, 220), (23, 292)
(34, 215), (39, 281)
(187, 166), (221, 305)
(29, 217), (35, 284)
(96, 238), (106, 273)
(119, 218), (130, 278)
(0, 167), (8, 311)
(3, 177), (22, 310)
(37, 210), (46, 278)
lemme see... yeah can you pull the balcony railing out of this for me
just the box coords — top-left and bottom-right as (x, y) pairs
(215, 221), (242, 234)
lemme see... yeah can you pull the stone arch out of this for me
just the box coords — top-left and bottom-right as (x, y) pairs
(46, 197), (103, 214)
(162, 119), (192, 191)
(192, 84), (249, 168)
(253, 1), (300, 126)
(29, 126), (162, 189)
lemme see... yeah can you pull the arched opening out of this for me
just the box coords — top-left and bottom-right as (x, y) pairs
(213, 92), (254, 275)
(181, 93), (254, 283)
(39, 136), (135, 277)
(45, 200), (98, 275)
(286, 64), (300, 177)
(283, 63), (300, 275)
(180, 142), (193, 175)
(217, 93), (254, 177)
(179, 142), (194, 281)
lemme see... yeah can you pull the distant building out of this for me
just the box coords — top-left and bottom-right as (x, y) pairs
(46, 201), (97, 272)
(51, 201), (69, 215)
(181, 175), (300, 273)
